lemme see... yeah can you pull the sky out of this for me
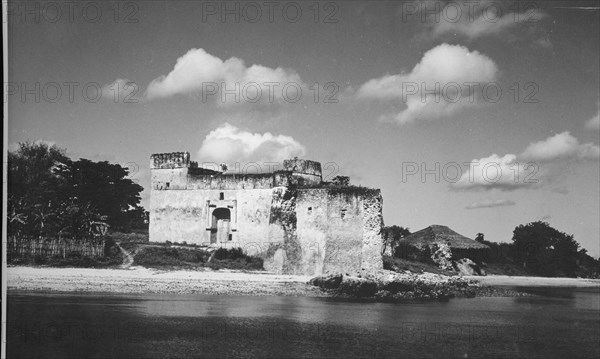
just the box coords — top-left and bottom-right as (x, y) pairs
(7, 0), (600, 256)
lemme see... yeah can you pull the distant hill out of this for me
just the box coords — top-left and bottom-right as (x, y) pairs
(394, 225), (490, 266)
(398, 225), (489, 251)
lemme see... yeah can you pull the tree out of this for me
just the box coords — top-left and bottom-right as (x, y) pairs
(59, 159), (144, 229)
(475, 233), (485, 243)
(382, 225), (411, 256)
(512, 221), (580, 277)
(8, 141), (71, 236)
(8, 141), (146, 237)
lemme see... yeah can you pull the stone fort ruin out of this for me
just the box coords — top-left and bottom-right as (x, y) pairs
(150, 152), (384, 275)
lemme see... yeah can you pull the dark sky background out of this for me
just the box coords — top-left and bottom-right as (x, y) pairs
(7, 1), (600, 255)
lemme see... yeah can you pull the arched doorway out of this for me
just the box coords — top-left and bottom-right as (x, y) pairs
(211, 207), (231, 244)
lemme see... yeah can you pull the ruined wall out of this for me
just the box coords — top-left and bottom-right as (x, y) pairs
(151, 152), (192, 169)
(150, 185), (384, 275)
(263, 186), (298, 273)
(150, 188), (280, 249)
(187, 172), (290, 190)
(149, 152), (383, 275)
(151, 168), (190, 190)
(292, 188), (384, 276)
(360, 192), (385, 271)
(149, 156), (290, 257)
(152, 171), (291, 191)
(283, 158), (322, 186)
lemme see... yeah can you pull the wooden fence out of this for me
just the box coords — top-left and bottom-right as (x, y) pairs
(8, 236), (106, 259)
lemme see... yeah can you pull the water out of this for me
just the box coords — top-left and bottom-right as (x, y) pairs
(7, 288), (600, 359)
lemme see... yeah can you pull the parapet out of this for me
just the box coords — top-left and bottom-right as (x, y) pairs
(283, 158), (322, 185)
(151, 152), (199, 169)
(283, 158), (322, 177)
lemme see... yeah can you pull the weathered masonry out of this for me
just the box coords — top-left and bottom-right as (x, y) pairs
(150, 152), (384, 275)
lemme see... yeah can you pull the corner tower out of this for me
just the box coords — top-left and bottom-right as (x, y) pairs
(150, 152), (198, 190)
(283, 157), (322, 186)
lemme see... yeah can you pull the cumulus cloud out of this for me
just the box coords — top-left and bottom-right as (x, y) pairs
(145, 48), (304, 104)
(356, 43), (498, 124)
(585, 111), (600, 130)
(453, 132), (599, 191)
(197, 123), (306, 167)
(520, 132), (600, 162)
(465, 198), (516, 210)
(102, 78), (140, 103)
(453, 154), (537, 191)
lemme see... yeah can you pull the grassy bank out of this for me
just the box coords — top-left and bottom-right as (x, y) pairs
(384, 254), (534, 277)
(113, 230), (264, 270)
(133, 246), (264, 271)
(8, 231), (264, 271)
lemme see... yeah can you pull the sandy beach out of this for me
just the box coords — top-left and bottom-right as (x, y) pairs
(6, 266), (327, 297)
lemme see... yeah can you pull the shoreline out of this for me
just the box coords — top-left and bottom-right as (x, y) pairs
(7, 266), (327, 297)
(7, 266), (600, 298)
(466, 274), (600, 289)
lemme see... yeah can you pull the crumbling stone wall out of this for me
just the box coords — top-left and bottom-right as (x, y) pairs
(149, 152), (385, 275)
(283, 158), (322, 186)
(150, 188), (276, 247)
(361, 192), (384, 271)
(266, 186), (301, 273)
(151, 152), (191, 169)
(292, 188), (384, 276)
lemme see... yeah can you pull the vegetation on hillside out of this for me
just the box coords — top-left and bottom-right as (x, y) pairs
(383, 255), (454, 275)
(382, 225), (411, 256)
(388, 221), (600, 278)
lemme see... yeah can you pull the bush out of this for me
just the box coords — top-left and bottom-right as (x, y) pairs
(207, 247), (264, 270)
(133, 246), (209, 268)
(213, 247), (246, 260)
(206, 257), (264, 271)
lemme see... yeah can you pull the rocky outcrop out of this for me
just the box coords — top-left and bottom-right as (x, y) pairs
(431, 243), (453, 271)
(309, 270), (477, 301)
(338, 277), (378, 297)
(454, 258), (486, 276)
(308, 273), (343, 289)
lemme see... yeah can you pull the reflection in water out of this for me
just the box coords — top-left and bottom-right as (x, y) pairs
(7, 289), (600, 359)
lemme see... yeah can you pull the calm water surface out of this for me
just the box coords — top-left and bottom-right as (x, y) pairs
(8, 287), (600, 359)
